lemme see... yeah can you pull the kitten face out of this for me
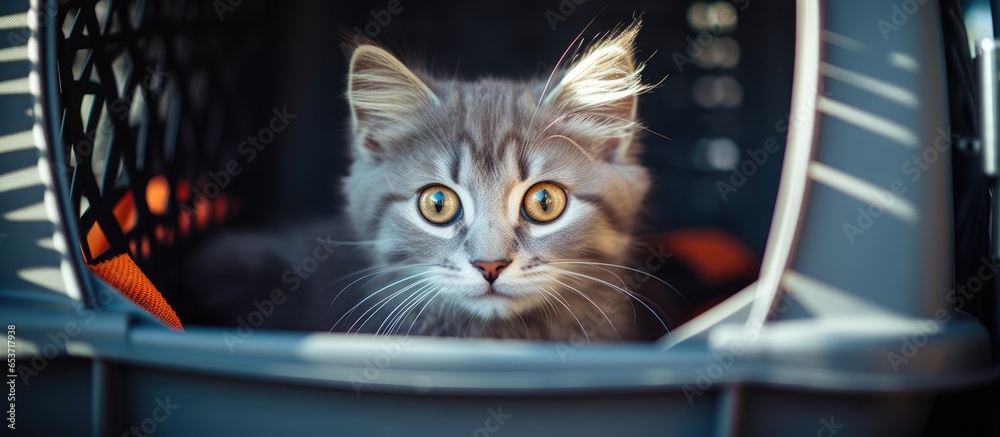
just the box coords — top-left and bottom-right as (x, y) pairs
(342, 23), (653, 334)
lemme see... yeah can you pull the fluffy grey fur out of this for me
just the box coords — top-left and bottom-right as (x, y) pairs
(183, 22), (668, 342)
(338, 22), (658, 341)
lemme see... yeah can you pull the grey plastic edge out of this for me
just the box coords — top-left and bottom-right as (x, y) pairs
(663, 0), (994, 388)
(0, 0), (75, 299)
(747, 0), (822, 330)
(10, 0), (993, 393)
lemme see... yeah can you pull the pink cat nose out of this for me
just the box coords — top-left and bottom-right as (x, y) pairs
(472, 260), (510, 284)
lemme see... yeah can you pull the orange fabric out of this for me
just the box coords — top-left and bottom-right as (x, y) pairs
(658, 228), (758, 285)
(87, 254), (184, 331)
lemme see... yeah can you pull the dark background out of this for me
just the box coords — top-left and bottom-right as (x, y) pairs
(223, 0), (795, 271)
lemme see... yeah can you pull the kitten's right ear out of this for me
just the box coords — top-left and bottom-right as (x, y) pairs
(543, 21), (652, 162)
(347, 45), (439, 153)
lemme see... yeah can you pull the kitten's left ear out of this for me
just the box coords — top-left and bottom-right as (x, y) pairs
(544, 21), (652, 161)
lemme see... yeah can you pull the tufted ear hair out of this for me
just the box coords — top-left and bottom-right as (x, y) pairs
(347, 44), (439, 156)
(544, 20), (652, 162)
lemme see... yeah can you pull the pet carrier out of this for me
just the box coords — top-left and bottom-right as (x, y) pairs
(0, 0), (997, 435)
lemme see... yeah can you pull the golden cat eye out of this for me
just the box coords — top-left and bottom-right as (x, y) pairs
(418, 185), (462, 225)
(522, 182), (567, 223)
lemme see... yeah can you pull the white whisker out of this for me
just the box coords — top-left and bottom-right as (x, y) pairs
(539, 286), (590, 345)
(406, 288), (444, 336)
(327, 263), (435, 309)
(333, 271), (433, 332)
(545, 274), (620, 341)
(385, 284), (438, 336)
(351, 278), (434, 336)
(382, 283), (435, 335)
(552, 267), (670, 335)
(548, 261), (692, 309)
(580, 264), (638, 321)
(545, 134), (596, 163)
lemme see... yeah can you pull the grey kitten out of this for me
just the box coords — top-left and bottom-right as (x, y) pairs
(183, 21), (672, 342)
(339, 20), (663, 341)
